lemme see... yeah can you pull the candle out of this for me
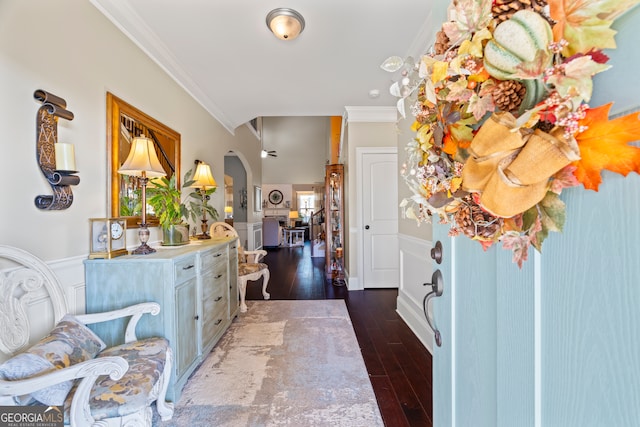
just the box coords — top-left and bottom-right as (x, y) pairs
(55, 143), (76, 171)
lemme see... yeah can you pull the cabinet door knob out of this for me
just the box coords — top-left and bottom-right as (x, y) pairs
(194, 315), (199, 320)
(214, 319), (222, 325)
(183, 264), (195, 270)
(215, 296), (222, 302)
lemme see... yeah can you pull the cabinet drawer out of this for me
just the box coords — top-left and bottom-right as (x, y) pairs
(174, 255), (197, 283)
(202, 300), (227, 344)
(202, 276), (227, 311)
(203, 293), (227, 324)
(201, 247), (226, 272)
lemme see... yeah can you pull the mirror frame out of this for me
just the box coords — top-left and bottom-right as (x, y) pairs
(107, 92), (181, 228)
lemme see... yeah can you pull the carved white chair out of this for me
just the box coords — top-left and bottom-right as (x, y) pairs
(210, 222), (270, 312)
(0, 245), (174, 426)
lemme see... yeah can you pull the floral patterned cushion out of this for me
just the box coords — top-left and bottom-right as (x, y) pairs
(63, 336), (169, 423)
(0, 314), (106, 406)
(238, 262), (268, 276)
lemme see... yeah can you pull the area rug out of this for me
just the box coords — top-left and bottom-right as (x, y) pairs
(154, 300), (383, 426)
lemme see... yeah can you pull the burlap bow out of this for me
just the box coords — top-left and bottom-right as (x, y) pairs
(461, 112), (580, 218)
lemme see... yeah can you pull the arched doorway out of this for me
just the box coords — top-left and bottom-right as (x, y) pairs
(224, 151), (262, 249)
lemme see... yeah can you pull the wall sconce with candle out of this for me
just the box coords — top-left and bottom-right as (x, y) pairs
(34, 89), (78, 210)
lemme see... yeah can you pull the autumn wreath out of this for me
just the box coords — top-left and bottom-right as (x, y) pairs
(384, 0), (640, 266)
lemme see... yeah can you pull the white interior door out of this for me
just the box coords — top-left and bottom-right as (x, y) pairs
(360, 149), (398, 288)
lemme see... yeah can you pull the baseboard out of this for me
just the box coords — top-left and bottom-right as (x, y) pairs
(346, 274), (361, 291)
(397, 292), (434, 355)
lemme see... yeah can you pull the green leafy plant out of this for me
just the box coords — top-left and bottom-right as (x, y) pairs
(146, 168), (219, 230)
(182, 167), (219, 225)
(183, 187), (219, 224)
(119, 188), (142, 217)
(146, 173), (186, 228)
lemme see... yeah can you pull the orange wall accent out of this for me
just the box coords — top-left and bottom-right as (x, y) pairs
(330, 116), (342, 164)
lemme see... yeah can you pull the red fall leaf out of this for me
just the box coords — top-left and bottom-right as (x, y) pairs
(573, 103), (640, 190)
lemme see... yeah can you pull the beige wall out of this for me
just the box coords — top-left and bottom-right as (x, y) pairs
(262, 116), (329, 185)
(343, 116), (397, 287)
(0, 0), (261, 261)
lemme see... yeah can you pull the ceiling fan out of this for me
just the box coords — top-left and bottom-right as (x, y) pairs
(261, 149), (277, 158)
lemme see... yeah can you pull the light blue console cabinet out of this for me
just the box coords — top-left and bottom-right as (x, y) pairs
(84, 237), (239, 402)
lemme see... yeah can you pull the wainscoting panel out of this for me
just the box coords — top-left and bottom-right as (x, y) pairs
(0, 254), (86, 363)
(253, 223), (263, 250)
(397, 233), (434, 354)
(49, 255), (87, 315)
(234, 222), (262, 250)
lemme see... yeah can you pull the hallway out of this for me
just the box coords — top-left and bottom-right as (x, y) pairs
(244, 242), (434, 426)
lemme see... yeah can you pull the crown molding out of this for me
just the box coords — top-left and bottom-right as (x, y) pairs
(89, 0), (236, 134)
(344, 107), (397, 123)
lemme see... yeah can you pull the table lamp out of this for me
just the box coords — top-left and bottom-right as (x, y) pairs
(289, 210), (299, 227)
(189, 161), (217, 239)
(118, 136), (166, 254)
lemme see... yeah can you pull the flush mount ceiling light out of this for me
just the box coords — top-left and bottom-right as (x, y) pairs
(266, 8), (305, 40)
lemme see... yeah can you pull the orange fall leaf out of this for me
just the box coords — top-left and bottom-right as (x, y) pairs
(573, 103), (640, 191)
(442, 133), (458, 156)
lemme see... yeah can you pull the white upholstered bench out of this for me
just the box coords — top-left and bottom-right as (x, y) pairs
(0, 245), (174, 426)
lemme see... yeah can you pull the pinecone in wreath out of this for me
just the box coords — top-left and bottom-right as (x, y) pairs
(491, 0), (554, 27)
(493, 80), (526, 114)
(536, 120), (555, 133)
(454, 197), (503, 240)
(434, 30), (450, 56)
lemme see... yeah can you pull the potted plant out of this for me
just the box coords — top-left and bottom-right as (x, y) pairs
(182, 182), (219, 238)
(146, 173), (191, 246)
(147, 167), (220, 245)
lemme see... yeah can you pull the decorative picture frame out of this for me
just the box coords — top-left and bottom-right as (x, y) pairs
(254, 186), (262, 212)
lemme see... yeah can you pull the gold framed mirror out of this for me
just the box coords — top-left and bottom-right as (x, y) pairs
(107, 92), (181, 228)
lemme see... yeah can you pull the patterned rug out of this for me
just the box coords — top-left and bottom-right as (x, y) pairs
(154, 300), (383, 426)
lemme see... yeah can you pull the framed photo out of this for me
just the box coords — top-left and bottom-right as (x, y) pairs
(254, 186), (262, 212)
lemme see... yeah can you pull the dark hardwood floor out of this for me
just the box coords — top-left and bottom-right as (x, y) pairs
(244, 241), (434, 427)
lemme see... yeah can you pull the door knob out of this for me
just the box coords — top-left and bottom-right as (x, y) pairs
(430, 241), (443, 264)
(423, 269), (444, 347)
(365, 225), (370, 230)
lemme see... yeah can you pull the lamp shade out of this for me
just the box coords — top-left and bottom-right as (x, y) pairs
(289, 210), (299, 219)
(266, 8), (305, 40)
(118, 136), (166, 177)
(190, 162), (217, 189)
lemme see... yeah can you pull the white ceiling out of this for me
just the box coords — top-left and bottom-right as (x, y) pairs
(90, 0), (441, 134)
